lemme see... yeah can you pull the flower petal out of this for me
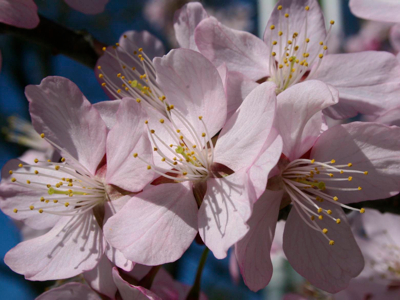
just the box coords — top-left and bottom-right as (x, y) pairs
(195, 17), (270, 81)
(64, 0), (108, 14)
(119, 30), (165, 60)
(154, 48), (227, 138)
(275, 80), (338, 161)
(173, 2), (208, 51)
(199, 172), (251, 259)
(36, 282), (101, 300)
(0, 0), (39, 29)
(26, 76), (107, 175)
(93, 100), (121, 130)
(311, 122), (400, 204)
(106, 98), (154, 192)
(83, 254), (117, 299)
(375, 105), (400, 126)
(104, 182), (198, 265)
(390, 24), (400, 52)
(283, 201), (364, 293)
(235, 189), (283, 292)
(248, 128), (283, 199)
(112, 267), (162, 300)
(214, 82), (277, 172)
(264, 0), (326, 64)
(313, 52), (400, 119)
(5, 213), (104, 280)
(349, 0), (400, 23)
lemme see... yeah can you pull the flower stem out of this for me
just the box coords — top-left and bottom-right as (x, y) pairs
(186, 247), (210, 300)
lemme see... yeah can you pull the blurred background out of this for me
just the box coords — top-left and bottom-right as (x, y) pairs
(0, 0), (397, 299)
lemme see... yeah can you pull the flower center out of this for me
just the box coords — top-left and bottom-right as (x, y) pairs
(267, 5), (334, 93)
(97, 36), (166, 114)
(281, 158), (366, 245)
(10, 135), (107, 217)
(135, 104), (213, 183)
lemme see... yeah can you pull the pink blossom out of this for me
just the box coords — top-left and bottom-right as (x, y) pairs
(234, 79), (400, 293)
(194, 0), (400, 119)
(350, 0), (400, 23)
(0, 76), (153, 281)
(0, 0), (39, 29)
(63, 0), (109, 15)
(103, 48), (282, 264)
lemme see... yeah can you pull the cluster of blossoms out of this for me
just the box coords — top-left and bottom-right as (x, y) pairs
(3, 0), (400, 298)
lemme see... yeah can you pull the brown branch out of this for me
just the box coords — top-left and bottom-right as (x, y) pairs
(0, 15), (105, 69)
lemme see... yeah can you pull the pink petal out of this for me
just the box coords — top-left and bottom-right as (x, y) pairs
(199, 172), (251, 259)
(83, 254), (117, 299)
(0, 159), (67, 230)
(225, 71), (259, 120)
(106, 98), (154, 192)
(93, 100), (121, 130)
(311, 122), (400, 204)
(349, 0), (400, 23)
(283, 201), (364, 293)
(361, 210), (400, 246)
(275, 80), (338, 161)
(26, 76), (107, 175)
(104, 182), (198, 265)
(235, 189), (283, 292)
(173, 2), (208, 51)
(229, 248), (240, 285)
(264, 0), (326, 64)
(390, 24), (400, 52)
(0, 0), (39, 29)
(249, 128), (283, 199)
(103, 197), (134, 271)
(112, 267), (162, 300)
(375, 105), (400, 126)
(154, 48), (227, 138)
(5, 213), (104, 280)
(36, 282), (101, 300)
(64, 0), (108, 15)
(119, 30), (165, 60)
(313, 52), (400, 119)
(214, 82), (277, 172)
(195, 17), (270, 81)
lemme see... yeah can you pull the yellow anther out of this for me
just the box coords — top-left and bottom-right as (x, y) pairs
(11, 178), (16, 182)
(288, 40), (292, 45)
(306, 38), (310, 43)
(159, 119), (165, 124)
(183, 172), (188, 176)
(138, 48), (143, 52)
(340, 170), (344, 174)
(360, 208), (365, 214)
(358, 186), (362, 190)
(327, 210), (332, 215)
(319, 54), (324, 59)
(13, 208), (18, 213)
(277, 5), (282, 10)
(99, 74), (103, 79)
(272, 41), (277, 45)
(102, 47), (106, 51)
(26, 180), (31, 184)
(364, 171), (368, 175)
(319, 215), (323, 220)
(199, 116), (203, 120)
(132, 67), (136, 71)
(311, 159), (315, 163)
(147, 165), (152, 170)
(348, 176), (353, 181)
(270, 25), (275, 30)
(202, 133), (206, 137)
(61, 157), (66, 162)
(125, 87), (129, 91)
(279, 64), (283, 69)
(153, 147), (158, 151)
(68, 183), (73, 187)
(161, 158), (166, 162)
(317, 208), (322, 213)
(97, 66), (101, 70)
(65, 202), (70, 207)
(331, 159), (336, 164)
(55, 165), (60, 170)
(330, 20), (335, 25)
(336, 218), (341, 224)
(305, 6), (309, 11)
(310, 215), (315, 221)
(176, 129), (181, 133)
(150, 130), (155, 134)
(45, 199), (49, 203)
(284, 13), (289, 18)
(101, 83), (106, 87)
(329, 173), (334, 177)
(323, 46), (328, 50)
(117, 89), (121, 93)
(329, 240), (335, 245)
(320, 41), (324, 45)
(348, 163), (353, 167)
(133, 153), (138, 158)
(34, 158), (39, 163)
(53, 200), (58, 203)
(40, 197), (45, 202)
(322, 228), (328, 234)
(29, 205), (34, 210)
(278, 31), (283, 36)
(8, 170), (13, 175)
(18, 163), (23, 168)
(38, 209), (43, 213)
(145, 120), (148, 124)
(169, 104), (174, 109)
